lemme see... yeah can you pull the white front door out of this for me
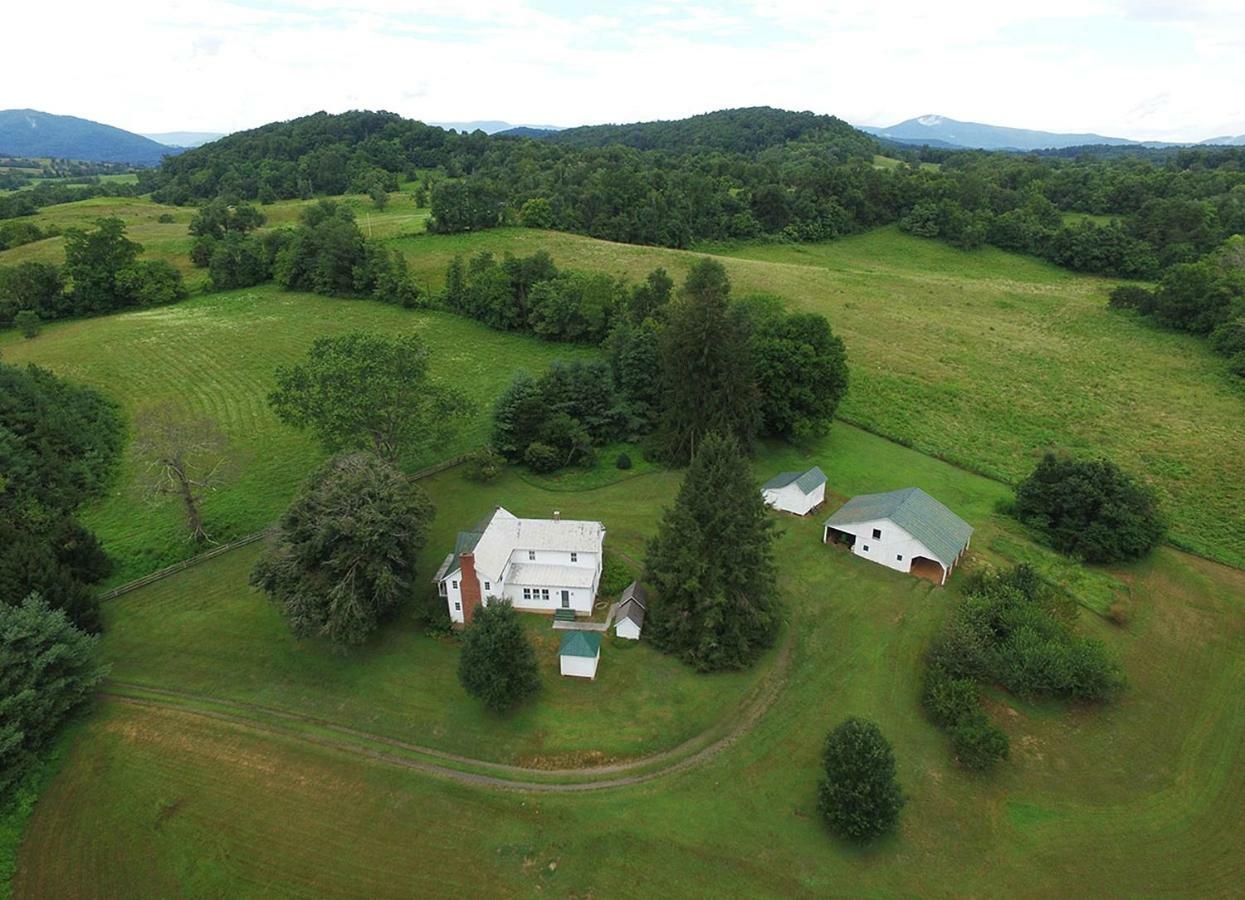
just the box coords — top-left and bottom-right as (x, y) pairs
(560, 590), (570, 608)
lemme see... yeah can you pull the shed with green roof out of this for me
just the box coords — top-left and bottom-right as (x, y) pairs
(559, 630), (602, 679)
(823, 487), (972, 585)
(761, 465), (827, 516)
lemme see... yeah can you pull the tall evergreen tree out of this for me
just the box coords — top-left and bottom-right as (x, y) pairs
(657, 259), (761, 464)
(644, 432), (779, 671)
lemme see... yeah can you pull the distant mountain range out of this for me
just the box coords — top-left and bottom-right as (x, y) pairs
(0, 109), (180, 165)
(429, 120), (563, 135)
(860, 114), (1245, 151)
(142, 131), (225, 148)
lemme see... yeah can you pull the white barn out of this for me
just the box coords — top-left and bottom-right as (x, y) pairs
(823, 487), (972, 585)
(434, 507), (606, 625)
(559, 630), (601, 679)
(614, 582), (647, 641)
(761, 466), (827, 516)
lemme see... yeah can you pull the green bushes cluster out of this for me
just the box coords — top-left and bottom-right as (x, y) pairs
(922, 565), (1123, 771)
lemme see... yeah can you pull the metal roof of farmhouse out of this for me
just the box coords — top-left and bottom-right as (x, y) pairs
(761, 466), (827, 494)
(560, 630), (602, 658)
(824, 487), (972, 567)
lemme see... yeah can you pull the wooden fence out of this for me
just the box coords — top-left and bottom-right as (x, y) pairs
(97, 453), (474, 602)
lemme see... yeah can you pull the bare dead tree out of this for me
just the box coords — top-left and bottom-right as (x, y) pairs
(131, 403), (235, 544)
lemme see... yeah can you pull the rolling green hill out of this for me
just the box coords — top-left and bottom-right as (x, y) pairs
(0, 109), (176, 166)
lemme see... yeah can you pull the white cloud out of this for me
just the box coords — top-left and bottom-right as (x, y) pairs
(0, 0), (1240, 141)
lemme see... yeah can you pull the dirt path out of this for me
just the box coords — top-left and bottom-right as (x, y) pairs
(102, 631), (793, 793)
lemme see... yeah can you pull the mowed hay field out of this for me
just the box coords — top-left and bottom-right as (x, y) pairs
(392, 225), (1245, 567)
(14, 427), (1245, 897)
(0, 285), (591, 582)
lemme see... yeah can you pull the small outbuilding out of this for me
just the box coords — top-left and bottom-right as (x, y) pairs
(761, 466), (827, 516)
(559, 630), (602, 679)
(823, 487), (972, 585)
(614, 581), (647, 640)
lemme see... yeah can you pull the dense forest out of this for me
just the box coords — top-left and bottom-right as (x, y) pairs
(143, 108), (1244, 275)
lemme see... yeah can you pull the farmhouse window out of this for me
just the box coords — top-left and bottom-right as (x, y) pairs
(454, 602), (461, 611)
(863, 545), (870, 552)
(529, 550), (536, 561)
(452, 580), (458, 590)
(872, 528), (882, 539)
(523, 588), (532, 600)
(896, 554), (903, 561)
(541, 588), (550, 601)
(570, 552), (578, 562)
(484, 581), (491, 591)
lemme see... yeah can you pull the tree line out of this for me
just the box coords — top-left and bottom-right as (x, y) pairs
(471, 253), (848, 474)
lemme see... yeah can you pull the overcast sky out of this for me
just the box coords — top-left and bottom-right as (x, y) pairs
(4, 0), (1244, 141)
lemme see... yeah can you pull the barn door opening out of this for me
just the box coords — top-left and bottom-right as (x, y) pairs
(825, 527), (856, 549)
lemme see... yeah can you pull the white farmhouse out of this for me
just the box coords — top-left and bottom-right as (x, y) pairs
(559, 630), (602, 679)
(434, 507), (606, 625)
(823, 487), (972, 585)
(761, 466), (827, 516)
(613, 581), (647, 641)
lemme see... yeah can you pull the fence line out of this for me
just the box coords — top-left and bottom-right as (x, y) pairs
(97, 453), (475, 602)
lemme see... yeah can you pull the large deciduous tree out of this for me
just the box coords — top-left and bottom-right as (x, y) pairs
(457, 600), (540, 712)
(268, 331), (471, 464)
(817, 717), (905, 842)
(736, 296), (849, 442)
(644, 432), (779, 671)
(62, 217), (142, 313)
(251, 452), (434, 648)
(1013, 454), (1165, 563)
(657, 259), (760, 464)
(131, 403), (235, 543)
(1, 593), (106, 796)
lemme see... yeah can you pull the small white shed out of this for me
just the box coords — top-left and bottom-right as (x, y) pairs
(559, 630), (602, 679)
(761, 467), (827, 516)
(614, 582), (647, 641)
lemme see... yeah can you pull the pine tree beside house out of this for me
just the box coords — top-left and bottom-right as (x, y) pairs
(644, 432), (780, 671)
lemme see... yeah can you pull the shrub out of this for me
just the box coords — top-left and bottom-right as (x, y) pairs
(157, 213), (175, 224)
(15, 309), (40, 338)
(523, 441), (561, 474)
(1014, 453), (1165, 563)
(116, 259), (187, 307)
(921, 666), (980, 729)
(457, 600), (540, 712)
(949, 715), (1010, 771)
(616, 452), (632, 470)
(463, 447), (504, 482)
(598, 552), (634, 597)
(817, 717), (904, 842)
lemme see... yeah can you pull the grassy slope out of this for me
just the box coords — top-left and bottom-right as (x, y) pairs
(390, 225), (1245, 567)
(0, 286), (591, 582)
(14, 426), (1245, 897)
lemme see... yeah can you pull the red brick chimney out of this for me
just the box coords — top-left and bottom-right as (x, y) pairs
(459, 551), (483, 625)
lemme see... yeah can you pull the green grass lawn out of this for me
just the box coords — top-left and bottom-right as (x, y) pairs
(13, 425), (1245, 897)
(0, 285), (591, 583)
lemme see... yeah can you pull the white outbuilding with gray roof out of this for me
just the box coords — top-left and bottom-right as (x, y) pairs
(822, 487), (972, 585)
(761, 466), (827, 516)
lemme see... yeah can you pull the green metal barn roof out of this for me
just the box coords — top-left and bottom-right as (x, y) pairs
(824, 487), (972, 568)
